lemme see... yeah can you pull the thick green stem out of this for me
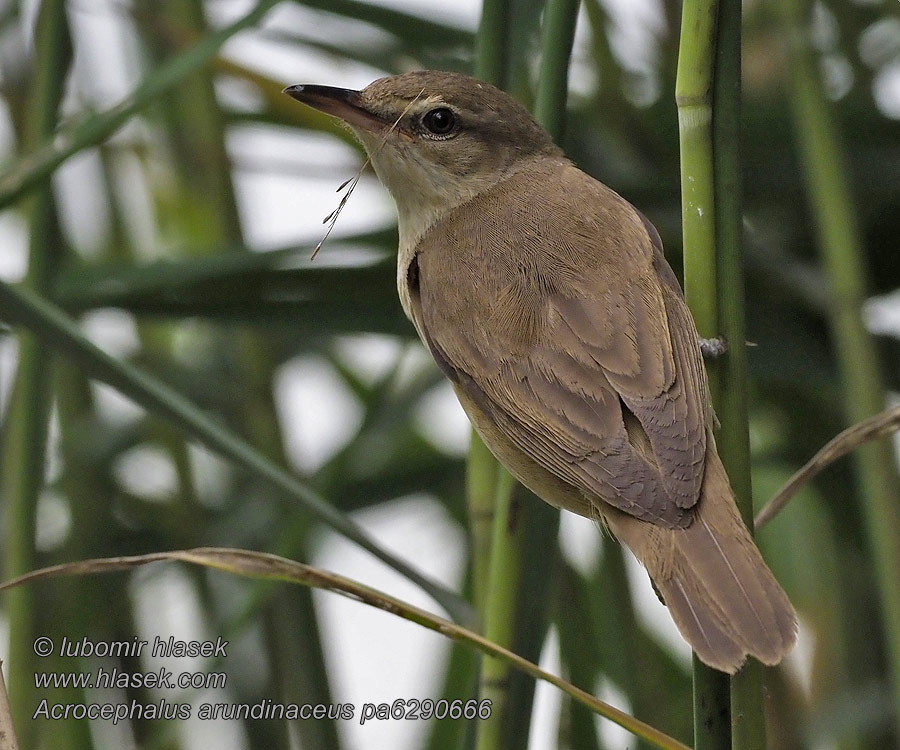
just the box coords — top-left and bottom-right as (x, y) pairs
(710, 4), (749, 534)
(472, 2), (577, 747)
(677, 0), (719, 341)
(475, 0), (511, 86)
(471, 3), (516, 742)
(534, 0), (580, 137)
(780, 0), (900, 735)
(467, 435), (502, 614)
(471, 2), (519, 746)
(677, 0), (743, 748)
(1, 0), (70, 740)
(475, 470), (523, 750)
(710, 3), (766, 749)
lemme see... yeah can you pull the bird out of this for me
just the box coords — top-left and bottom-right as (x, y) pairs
(284, 70), (797, 673)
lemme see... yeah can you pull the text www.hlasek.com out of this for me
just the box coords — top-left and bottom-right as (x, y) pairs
(35, 665), (226, 691)
(31, 635), (492, 725)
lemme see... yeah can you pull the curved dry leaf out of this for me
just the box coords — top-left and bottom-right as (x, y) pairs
(0, 547), (689, 750)
(756, 404), (900, 529)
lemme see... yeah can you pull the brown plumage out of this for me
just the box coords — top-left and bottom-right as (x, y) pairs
(285, 70), (797, 673)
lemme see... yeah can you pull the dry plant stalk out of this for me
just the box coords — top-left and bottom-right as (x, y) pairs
(0, 548), (689, 750)
(312, 87), (426, 259)
(755, 403), (900, 529)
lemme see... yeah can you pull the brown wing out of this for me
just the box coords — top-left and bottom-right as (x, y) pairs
(408, 159), (709, 529)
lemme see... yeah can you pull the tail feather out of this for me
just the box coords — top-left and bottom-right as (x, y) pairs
(605, 442), (797, 673)
(664, 576), (745, 673)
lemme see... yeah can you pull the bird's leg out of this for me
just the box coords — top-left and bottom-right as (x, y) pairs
(700, 336), (729, 359)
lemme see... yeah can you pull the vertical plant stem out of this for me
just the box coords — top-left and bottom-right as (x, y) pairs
(711, 2), (766, 748)
(472, 1), (577, 748)
(52, 368), (119, 750)
(476, 470), (523, 750)
(1, 1), (70, 742)
(475, 0), (510, 85)
(691, 654), (731, 750)
(520, 11), (580, 744)
(534, 0), (580, 137)
(467, 435), (502, 614)
(676, 1), (732, 748)
(677, 0), (719, 343)
(710, 1), (749, 563)
(472, 1), (518, 746)
(780, 0), (900, 734)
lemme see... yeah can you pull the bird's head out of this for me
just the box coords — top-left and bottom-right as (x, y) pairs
(284, 70), (562, 249)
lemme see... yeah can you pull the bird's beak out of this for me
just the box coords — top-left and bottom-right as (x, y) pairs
(283, 84), (387, 133)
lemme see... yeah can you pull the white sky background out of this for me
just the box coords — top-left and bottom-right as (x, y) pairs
(1, 0), (883, 747)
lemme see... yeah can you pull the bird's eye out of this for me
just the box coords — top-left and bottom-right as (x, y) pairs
(422, 107), (457, 136)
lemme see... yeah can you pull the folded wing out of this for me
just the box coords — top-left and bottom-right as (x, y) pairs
(408, 160), (709, 528)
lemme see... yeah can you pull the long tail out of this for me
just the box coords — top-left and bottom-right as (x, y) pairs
(605, 444), (797, 674)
